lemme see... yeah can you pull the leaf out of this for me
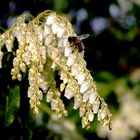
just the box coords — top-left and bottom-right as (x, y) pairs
(54, 0), (68, 11)
(97, 82), (114, 97)
(4, 86), (20, 127)
(96, 71), (116, 82)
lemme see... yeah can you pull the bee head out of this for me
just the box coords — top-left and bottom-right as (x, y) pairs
(68, 36), (77, 42)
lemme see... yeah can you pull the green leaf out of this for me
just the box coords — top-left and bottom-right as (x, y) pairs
(54, 0), (68, 11)
(97, 82), (114, 97)
(96, 71), (116, 82)
(4, 86), (20, 127)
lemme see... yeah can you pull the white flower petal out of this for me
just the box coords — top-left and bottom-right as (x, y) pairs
(46, 15), (56, 25)
(52, 23), (59, 34)
(28, 87), (34, 97)
(73, 94), (82, 109)
(38, 90), (43, 100)
(51, 48), (59, 58)
(20, 63), (26, 73)
(57, 27), (65, 37)
(13, 57), (19, 67)
(46, 92), (53, 102)
(97, 109), (106, 121)
(51, 23), (65, 37)
(89, 91), (97, 104)
(44, 34), (54, 46)
(83, 92), (90, 102)
(22, 54), (31, 65)
(80, 81), (90, 93)
(73, 100), (81, 109)
(64, 46), (72, 57)
(63, 38), (69, 47)
(64, 85), (74, 99)
(71, 64), (79, 76)
(51, 99), (58, 110)
(5, 40), (13, 52)
(67, 54), (76, 66)
(92, 99), (100, 114)
(79, 107), (86, 117)
(76, 73), (85, 85)
(39, 82), (48, 92)
(44, 24), (52, 34)
(60, 71), (68, 84)
(88, 111), (94, 122)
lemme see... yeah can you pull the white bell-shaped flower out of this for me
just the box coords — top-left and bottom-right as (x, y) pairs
(67, 54), (76, 66)
(46, 15), (56, 25)
(76, 73), (86, 85)
(80, 81), (91, 93)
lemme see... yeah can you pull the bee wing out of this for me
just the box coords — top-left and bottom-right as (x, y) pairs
(77, 34), (89, 40)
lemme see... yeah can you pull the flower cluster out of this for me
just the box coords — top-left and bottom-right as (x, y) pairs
(0, 10), (112, 129)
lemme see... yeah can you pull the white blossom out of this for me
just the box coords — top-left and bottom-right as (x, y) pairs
(22, 53), (31, 65)
(51, 99), (58, 110)
(89, 91), (97, 104)
(71, 64), (80, 76)
(46, 90), (54, 102)
(64, 85), (74, 99)
(60, 71), (68, 84)
(64, 46), (73, 57)
(83, 92), (90, 102)
(44, 34), (54, 46)
(51, 48), (59, 58)
(92, 99), (100, 114)
(88, 111), (94, 122)
(58, 38), (69, 48)
(73, 98), (81, 109)
(19, 63), (26, 72)
(79, 107), (86, 117)
(46, 15), (56, 25)
(28, 87), (34, 97)
(66, 54), (76, 66)
(76, 73), (86, 85)
(51, 23), (66, 37)
(39, 81), (48, 92)
(98, 109), (106, 121)
(5, 40), (13, 52)
(80, 81), (91, 93)
(38, 90), (43, 100)
(44, 24), (52, 34)
(57, 26), (65, 37)
(13, 57), (19, 67)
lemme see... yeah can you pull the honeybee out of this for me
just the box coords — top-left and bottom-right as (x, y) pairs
(68, 34), (89, 52)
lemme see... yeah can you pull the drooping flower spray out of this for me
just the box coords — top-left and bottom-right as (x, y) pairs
(0, 10), (112, 129)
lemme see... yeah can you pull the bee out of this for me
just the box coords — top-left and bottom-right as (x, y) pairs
(68, 34), (89, 52)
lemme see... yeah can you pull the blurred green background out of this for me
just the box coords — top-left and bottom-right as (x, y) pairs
(1, 0), (140, 140)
